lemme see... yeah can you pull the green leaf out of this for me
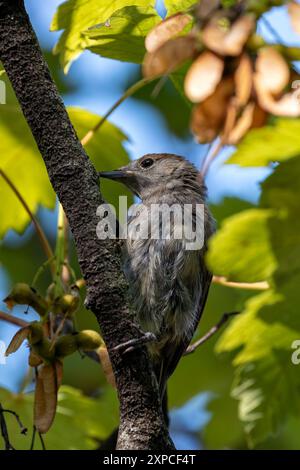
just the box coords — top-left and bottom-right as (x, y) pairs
(216, 291), (298, 365)
(0, 385), (118, 450)
(232, 351), (300, 448)
(0, 105), (56, 239)
(165, 0), (197, 16)
(85, 5), (161, 64)
(51, 0), (157, 72)
(228, 119), (300, 167)
(212, 153), (300, 445)
(206, 209), (277, 283)
(0, 89), (131, 239)
(67, 107), (133, 210)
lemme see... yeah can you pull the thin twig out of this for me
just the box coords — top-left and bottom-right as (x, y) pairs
(0, 403), (27, 450)
(0, 169), (55, 274)
(1, 409), (27, 435)
(0, 403), (14, 450)
(184, 311), (240, 355)
(212, 276), (269, 291)
(38, 431), (46, 450)
(201, 99), (238, 178)
(30, 425), (36, 450)
(0, 310), (28, 328)
(80, 77), (152, 146)
(200, 138), (224, 178)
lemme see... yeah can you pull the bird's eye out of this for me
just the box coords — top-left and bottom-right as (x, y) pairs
(140, 158), (154, 169)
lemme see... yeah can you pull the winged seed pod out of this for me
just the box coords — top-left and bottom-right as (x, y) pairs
(184, 51), (224, 103)
(202, 14), (256, 57)
(34, 363), (58, 434)
(143, 35), (197, 79)
(254, 47), (300, 117)
(288, 1), (300, 34)
(3, 283), (48, 316)
(191, 76), (235, 143)
(5, 326), (30, 356)
(76, 330), (103, 350)
(234, 53), (253, 107)
(226, 102), (267, 145)
(98, 346), (116, 388)
(28, 350), (43, 367)
(145, 13), (192, 53)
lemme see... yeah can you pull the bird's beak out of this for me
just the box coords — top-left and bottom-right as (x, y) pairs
(99, 168), (140, 197)
(99, 170), (129, 180)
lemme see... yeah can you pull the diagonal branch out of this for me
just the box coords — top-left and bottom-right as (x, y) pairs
(0, 0), (174, 451)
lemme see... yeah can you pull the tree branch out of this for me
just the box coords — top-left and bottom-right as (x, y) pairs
(184, 311), (240, 355)
(0, 0), (174, 450)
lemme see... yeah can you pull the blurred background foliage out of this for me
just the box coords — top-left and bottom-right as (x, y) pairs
(1, 0), (300, 450)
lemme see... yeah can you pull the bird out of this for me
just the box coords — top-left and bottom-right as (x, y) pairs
(99, 153), (215, 397)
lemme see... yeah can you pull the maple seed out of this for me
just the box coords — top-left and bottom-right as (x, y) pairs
(34, 364), (58, 434)
(288, 1), (300, 34)
(234, 53), (253, 107)
(143, 35), (196, 79)
(202, 14), (255, 57)
(76, 330), (103, 350)
(145, 13), (192, 53)
(4, 283), (48, 316)
(255, 47), (290, 95)
(184, 51), (224, 103)
(98, 346), (116, 388)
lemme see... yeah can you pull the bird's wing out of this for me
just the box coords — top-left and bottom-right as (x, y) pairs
(156, 260), (212, 397)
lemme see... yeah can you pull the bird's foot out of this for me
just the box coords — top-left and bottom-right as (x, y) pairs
(111, 332), (156, 355)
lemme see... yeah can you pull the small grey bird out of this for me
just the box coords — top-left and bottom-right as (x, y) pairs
(100, 154), (215, 396)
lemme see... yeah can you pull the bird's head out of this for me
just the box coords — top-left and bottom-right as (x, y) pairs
(99, 153), (206, 200)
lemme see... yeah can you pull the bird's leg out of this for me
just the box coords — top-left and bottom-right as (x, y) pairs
(111, 331), (157, 355)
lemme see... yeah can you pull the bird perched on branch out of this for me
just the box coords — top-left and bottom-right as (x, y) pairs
(100, 154), (215, 397)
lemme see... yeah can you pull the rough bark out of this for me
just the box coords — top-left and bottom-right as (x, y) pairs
(0, 0), (174, 450)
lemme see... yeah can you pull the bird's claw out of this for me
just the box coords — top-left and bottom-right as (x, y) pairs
(111, 332), (156, 355)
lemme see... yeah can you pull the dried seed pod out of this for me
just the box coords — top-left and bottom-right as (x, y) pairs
(251, 104), (267, 128)
(143, 35), (197, 79)
(202, 14), (255, 56)
(256, 85), (300, 116)
(28, 350), (43, 367)
(5, 326), (30, 356)
(255, 47), (290, 95)
(184, 51), (224, 103)
(191, 76), (235, 143)
(226, 102), (256, 144)
(55, 360), (63, 388)
(145, 13), (192, 53)
(34, 364), (58, 434)
(194, 0), (220, 22)
(234, 53), (253, 107)
(98, 346), (116, 388)
(54, 334), (78, 358)
(76, 330), (103, 350)
(288, 1), (300, 34)
(4, 283), (48, 316)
